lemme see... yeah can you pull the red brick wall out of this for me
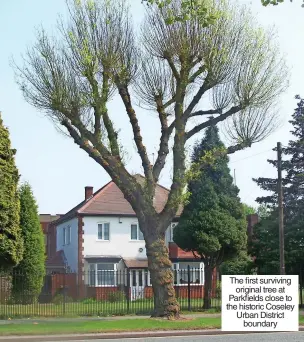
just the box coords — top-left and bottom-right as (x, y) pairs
(47, 223), (57, 259)
(247, 214), (259, 242)
(87, 287), (120, 301)
(169, 242), (197, 259)
(144, 285), (204, 299)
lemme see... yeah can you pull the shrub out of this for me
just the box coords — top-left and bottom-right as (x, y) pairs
(52, 294), (73, 305)
(81, 298), (97, 304)
(215, 281), (221, 299)
(107, 291), (125, 303)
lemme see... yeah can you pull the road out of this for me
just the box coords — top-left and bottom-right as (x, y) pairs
(63, 332), (304, 342)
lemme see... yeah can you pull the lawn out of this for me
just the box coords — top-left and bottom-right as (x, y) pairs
(0, 298), (221, 318)
(0, 317), (221, 336)
(0, 316), (303, 336)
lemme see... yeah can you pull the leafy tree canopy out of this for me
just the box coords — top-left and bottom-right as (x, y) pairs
(12, 183), (45, 303)
(252, 96), (304, 274)
(0, 113), (23, 271)
(14, 0), (288, 317)
(243, 203), (256, 216)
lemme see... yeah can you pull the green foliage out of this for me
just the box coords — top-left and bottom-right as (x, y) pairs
(261, 0), (285, 6)
(107, 291), (125, 303)
(242, 203), (256, 216)
(174, 125), (247, 265)
(11, 183), (45, 304)
(215, 281), (221, 299)
(0, 114), (23, 271)
(253, 96), (304, 274)
(257, 204), (270, 219)
(81, 297), (97, 304)
(220, 251), (254, 275)
(52, 293), (73, 305)
(142, 0), (220, 26)
(262, 0), (303, 6)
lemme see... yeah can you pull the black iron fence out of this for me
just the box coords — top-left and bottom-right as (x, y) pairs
(0, 267), (220, 318)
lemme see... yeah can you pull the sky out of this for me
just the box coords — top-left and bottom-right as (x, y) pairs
(0, 0), (303, 215)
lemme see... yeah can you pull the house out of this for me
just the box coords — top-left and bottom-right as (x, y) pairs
(48, 175), (207, 300)
(39, 214), (63, 256)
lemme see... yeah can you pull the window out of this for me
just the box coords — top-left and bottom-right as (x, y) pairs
(88, 263), (117, 286)
(171, 262), (204, 285)
(130, 224), (144, 240)
(97, 223), (110, 241)
(63, 226), (71, 245)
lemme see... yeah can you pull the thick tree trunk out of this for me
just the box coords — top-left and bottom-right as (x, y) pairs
(145, 231), (180, 319)
(203, 265), (213, 310)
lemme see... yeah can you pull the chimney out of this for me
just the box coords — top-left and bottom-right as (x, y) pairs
(85, 186), (93, 201)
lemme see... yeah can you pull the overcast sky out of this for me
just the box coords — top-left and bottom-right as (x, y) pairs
(0, 0), (302, 214)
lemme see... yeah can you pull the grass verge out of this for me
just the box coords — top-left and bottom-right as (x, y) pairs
(0, 317), (221, 336)
(0, 316), (303, 336)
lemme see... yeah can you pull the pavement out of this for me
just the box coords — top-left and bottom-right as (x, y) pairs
(65, 332), (304, 342)
(0, 329), (303, 342)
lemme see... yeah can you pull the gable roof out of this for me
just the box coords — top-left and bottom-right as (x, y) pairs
(55, 175), (183, 225)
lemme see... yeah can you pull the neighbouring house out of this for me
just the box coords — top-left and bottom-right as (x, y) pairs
(39, 214), (63, 257)
(47, 175), (209, 301)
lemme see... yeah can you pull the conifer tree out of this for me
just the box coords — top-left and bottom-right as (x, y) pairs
(252, 96), (304, 274)
(12, 183), (45, 303)
(0, 113), (23, 271)
(173, 125), (247, 309)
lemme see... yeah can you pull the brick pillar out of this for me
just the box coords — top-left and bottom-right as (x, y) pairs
(247, 214), (259, 243)
(77, 215), (85, 299)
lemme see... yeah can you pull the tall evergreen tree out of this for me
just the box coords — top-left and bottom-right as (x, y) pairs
(252, 95), (304, 274)
(173, 125), (247, 309)
(12, 183), (45, 304)
(0, 113), (23, 271)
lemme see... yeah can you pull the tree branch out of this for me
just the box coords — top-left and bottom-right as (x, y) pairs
(183, 79), (211, 119)
(116, 83), (154, 193)
(188, 64), (206, 83)
(189, 109), (221, 118)
(153, 97), (175, 183)
(227, 141), (252, 154)
(87, 70), (121, 157)
(61, 118), (154, 219)
(186, 105), (242, 140)
(164, 52), (180, 80)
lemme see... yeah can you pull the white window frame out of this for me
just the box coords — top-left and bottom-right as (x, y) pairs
(170, 222), (178, 242)
(63, 226), (71, 246)
(97, 222), (110, 241)
(88, 263), (117, 287)
(130, 223), (144, 241)
(171, 262), (204, 286)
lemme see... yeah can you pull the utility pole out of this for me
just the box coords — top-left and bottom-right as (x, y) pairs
(277, 142), (285, 275)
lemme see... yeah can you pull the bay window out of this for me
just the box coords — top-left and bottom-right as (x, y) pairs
(88, 263), (117, 286)
(172, 262), (204, 285)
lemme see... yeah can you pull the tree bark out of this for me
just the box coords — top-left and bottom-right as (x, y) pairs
(203, 265), (213, 310)
(145, 229), (180, 319)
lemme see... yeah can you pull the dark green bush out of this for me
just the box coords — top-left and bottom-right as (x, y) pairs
(52, 294), (73, 305)
(107, 291), (125, 303)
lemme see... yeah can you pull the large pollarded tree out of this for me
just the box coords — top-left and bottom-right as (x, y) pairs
(14, 0), (287, 317)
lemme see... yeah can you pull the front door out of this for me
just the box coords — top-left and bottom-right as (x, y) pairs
(130, 269), (145, 301)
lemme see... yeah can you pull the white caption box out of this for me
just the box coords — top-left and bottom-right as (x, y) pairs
(221, 275), (298, 331)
